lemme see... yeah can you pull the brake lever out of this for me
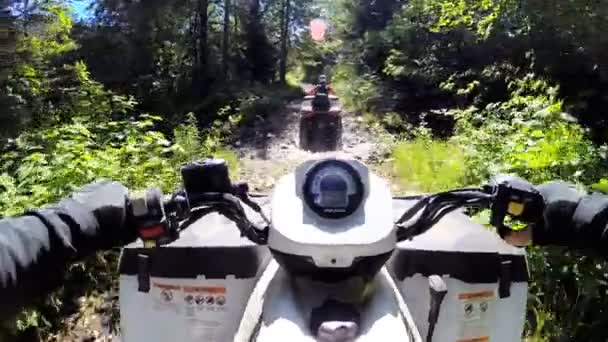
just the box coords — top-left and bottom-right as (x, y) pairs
(232, 181), (271, 224)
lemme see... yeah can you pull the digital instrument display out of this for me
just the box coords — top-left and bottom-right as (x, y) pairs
(303, 160), (364, 219)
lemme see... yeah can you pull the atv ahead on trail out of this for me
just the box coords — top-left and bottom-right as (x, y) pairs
(299, 92), (343, 152)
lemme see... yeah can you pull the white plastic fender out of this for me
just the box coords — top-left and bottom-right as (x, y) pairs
(390, 199), (528, 342)
(247, 265), (423, 342)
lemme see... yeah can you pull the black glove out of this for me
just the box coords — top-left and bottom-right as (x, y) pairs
(31, 180), (136, 254)
(532, 181), (608, 249)
(531, 181), (583, 246)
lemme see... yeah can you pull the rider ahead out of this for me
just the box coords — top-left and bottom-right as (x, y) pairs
(308, 75), (336, 97)
(308, 75), (335, 112)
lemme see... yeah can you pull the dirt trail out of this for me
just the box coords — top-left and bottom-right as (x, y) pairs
(234, 98), (389, 192)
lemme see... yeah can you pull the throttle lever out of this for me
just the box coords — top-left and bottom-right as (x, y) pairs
(488, 176), (544, 238)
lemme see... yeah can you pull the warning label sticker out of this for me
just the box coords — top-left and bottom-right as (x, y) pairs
(182, 286), (227, 314)
(151, 283), (228, 316)
(457, 290), (495, 342)
(144, 282), (233, 341)
(151, 282), (181, 314)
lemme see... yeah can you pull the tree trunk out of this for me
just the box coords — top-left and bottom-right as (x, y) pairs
(234, 0), (239, 38)
(198, 0), (209, 92)
(279, 0), (290, 84)
(190, 12), (198, 75)
(22, 0), (30, 35)
(222, 0), (231, 78)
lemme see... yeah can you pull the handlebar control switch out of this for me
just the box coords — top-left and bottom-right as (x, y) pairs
(181, 159), (232, 206)
(131, 188), (171, 246)
(489, 176), (545, 238)
(130, 187), (172, 293)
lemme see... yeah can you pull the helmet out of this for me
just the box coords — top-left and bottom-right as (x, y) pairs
(319, 75), (327, 84)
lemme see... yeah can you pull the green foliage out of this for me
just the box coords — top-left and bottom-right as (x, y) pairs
(0, 114), (236, 215)
(591, 179), (608, 194)
(389, 73), (608, 340)
(216, 83), (303, 136)
(451, 75), (604, 186)
(2, 4), (139, 135)
(21, 4), (78, 60)
(285, 65), (305, 87)
(416, 0), (514, 38)
(332, 64), (382, 113)
(289, 35), (340, 84)
(393, 134), (466, 192)
(331, 0), (608, 142)
(0, 111), (236, 338)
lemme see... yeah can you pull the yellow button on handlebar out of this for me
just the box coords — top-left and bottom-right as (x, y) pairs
(508, 201), (525, 216)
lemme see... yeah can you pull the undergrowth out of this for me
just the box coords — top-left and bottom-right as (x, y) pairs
(386, 74), (608, 340)
(0, 111), (238, 341)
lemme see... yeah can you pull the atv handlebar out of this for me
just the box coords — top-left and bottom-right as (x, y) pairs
(128, 159), (545, 248)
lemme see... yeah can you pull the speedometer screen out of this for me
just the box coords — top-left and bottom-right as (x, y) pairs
(316, 173), (348, 208)
(303, 160), (364, 218)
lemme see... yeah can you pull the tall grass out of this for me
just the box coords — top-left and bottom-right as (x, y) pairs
(392, 137), (467, 192)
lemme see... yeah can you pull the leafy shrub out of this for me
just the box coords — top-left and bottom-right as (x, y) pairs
(390, 73), (608, 340)
(332, 64), (382, 113)
(392, 132), (466, 192)
(0, 112), (236, 339)
(239, 84), (301, 115)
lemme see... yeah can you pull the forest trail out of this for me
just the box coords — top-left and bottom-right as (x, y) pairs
(234, 87), (395, 192)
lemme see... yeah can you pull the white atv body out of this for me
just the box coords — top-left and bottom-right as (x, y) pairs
(233, 261), (421, 342)
(119, 158), (528, 342)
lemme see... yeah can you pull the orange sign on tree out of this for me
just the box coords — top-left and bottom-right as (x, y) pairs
(310, 19), (327, 42)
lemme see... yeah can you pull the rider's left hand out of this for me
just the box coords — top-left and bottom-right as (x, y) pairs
(50, 180), (137, 250)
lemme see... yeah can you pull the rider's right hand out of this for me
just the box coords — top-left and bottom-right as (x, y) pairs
(505, 180), (608, 251)
(529, 181), (583, 246)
